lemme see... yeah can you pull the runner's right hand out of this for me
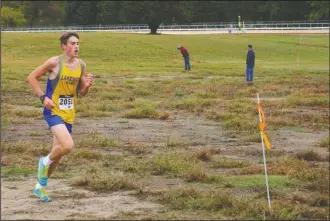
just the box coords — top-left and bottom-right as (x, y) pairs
(44, 97), (55, 110)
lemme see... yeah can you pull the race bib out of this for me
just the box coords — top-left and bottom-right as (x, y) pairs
(59, 95), (74, 110)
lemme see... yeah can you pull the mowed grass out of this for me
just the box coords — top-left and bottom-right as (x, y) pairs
(2, 32), (329, 75)
(1, 32), (329, 220)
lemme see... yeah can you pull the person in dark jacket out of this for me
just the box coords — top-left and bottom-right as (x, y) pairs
(177, 45), (191, 71)
(246, 44), (255, 83)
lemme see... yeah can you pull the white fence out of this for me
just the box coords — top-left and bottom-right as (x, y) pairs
(1, 21), (329, 34)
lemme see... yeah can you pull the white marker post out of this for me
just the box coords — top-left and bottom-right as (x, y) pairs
(257, 93), (272, 213)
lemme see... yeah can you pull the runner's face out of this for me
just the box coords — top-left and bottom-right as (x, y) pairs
(62, 36), (79, 58)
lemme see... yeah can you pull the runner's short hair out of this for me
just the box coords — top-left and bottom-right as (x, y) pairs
(60, 32), (79, 45)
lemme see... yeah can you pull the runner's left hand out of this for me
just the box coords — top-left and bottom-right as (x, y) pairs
(83, 73), (93, 88)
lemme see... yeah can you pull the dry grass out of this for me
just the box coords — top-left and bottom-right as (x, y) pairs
(184, 165), (208, 182)
(295, 150), (324, 161)
(166, 137), (190, 148)
(71, 166), (140, 193)
(210, 157), (250, 169)
(76, 134), (120, 149)
(195, 148), (221, 161)
(124, 107), (160, 119)
(122, 141), (152, 154)
(2, 141), (51, 157)
(319, 137), (329, 150)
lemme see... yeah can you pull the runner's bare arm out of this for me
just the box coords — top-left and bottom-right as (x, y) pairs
(27, 57), (57, 109)
(27, 57), (57, 97)
(79, 61), (93, 96)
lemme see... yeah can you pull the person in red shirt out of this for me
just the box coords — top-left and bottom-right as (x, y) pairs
(177, 45), (191, 71)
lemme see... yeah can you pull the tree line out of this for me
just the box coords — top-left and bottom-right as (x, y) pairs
(1, 1), (329, 33)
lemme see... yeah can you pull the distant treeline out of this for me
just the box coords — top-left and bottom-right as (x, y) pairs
(1, 1), (329, 33)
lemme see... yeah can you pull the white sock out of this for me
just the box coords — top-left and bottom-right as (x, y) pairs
(35, 183), (43, 189)
(43, 155), (53, 166)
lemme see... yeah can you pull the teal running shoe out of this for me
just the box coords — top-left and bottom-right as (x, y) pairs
(37, 157), (49, 186)
(33, 187), (52, 202)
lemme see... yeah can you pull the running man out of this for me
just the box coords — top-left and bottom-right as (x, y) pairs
(27, 32), (93, 202)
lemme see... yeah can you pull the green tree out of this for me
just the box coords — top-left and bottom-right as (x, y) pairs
(188, 1), (314, 22)
(115, 1), (192, 34)
(254, 2), (281, 21)
(64, 1), (99, 25)
(49, 1), (67, 26)
(1, 1), (65, 27)
(308, 1), (329, 20)
(277, 1), (311, 21)
(17, 1), (63, 27)
(96, 1), (122, 24)
(1, 0), (23, 8)
(3, 0), (325, 28)
(1, 6), (27, 27)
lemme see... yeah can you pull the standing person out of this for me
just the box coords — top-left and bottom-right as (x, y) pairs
(246, 44), (255, 83)
(27, 32), (94, 202)
(228, 24), (233, 34)
(177, 45), (191, 71)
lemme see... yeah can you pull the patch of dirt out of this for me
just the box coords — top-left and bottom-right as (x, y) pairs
(272, 129), (329, 155)
(1, 119), (52, 144)
(1, 177), (163, 220)
(75, 111), (231, 149)
(139, 176), (185, 193)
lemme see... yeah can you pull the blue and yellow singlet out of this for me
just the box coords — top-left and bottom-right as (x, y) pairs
(43, 56), (84, 124)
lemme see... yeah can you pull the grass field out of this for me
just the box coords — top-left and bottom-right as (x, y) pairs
(1, 32), (329, 220)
